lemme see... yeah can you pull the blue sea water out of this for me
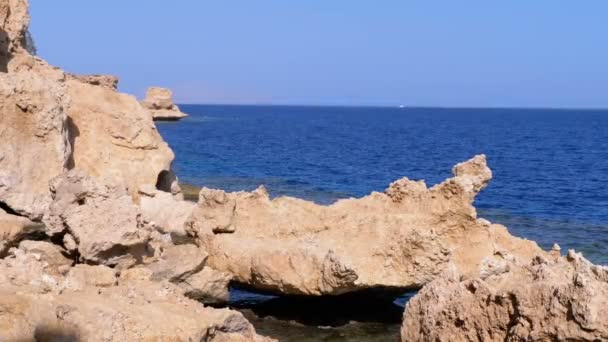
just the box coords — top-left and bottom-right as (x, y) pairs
(157, 105), (608, 265)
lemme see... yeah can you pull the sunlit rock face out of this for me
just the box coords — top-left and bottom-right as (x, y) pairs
(141, 86), (188, 121)
(186, 155), (543, 296)
(401, 249), (608, 341)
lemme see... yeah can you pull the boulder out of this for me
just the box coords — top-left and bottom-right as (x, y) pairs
(180, 266), (232, 304)
(139, 186), (195, 243)
(17, 240), (71, 271)
(65, 78), (175, 200)
(147, 243), (207, 282)
(141, 86), (188, 121)
(401, 250), (608, 341)
(186, 155), (543, 296)
(44, 170), (151, 267)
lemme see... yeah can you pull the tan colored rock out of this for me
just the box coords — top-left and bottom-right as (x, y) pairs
(180, 267), (232, 304)
(66, 73), (118, 89)
(18, 240), (71, 271)
(0, 208), (44, 256)
(139, 186), (195, 242)
(186, 155), (542, 296)
(0, 250), (272, 342)
(44, 170), (151, 267)
(148, 243), (207, 282)
(66, 78), (175, 199)
(63, 264), (116, 291)
(0, 0), (34, 68)
(141, 86), (188, 121)
(401, 250), (608, 341)
(0, 63), (70, 220)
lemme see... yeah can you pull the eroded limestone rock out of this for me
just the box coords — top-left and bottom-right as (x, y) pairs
(0, 63), (70, 220)
(148, 243), (207, 282)
(141, 86), (188, 121)
(66, 73), (118, 89)
(44, 170), (151, 267)
(139, 186), (195, 242)
(180, 267), (232, 304)
(0, 248), (271, 342)
(0, 208), (44, 256)
(401, 250), (608, 341)
(66, 78), (175, 200)
(186, 155), (542, 296)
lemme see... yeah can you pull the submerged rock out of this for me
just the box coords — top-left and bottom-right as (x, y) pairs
(186, 155), (542, 296)
(141, 86), (188, 121)
(401, 250), (608, 341)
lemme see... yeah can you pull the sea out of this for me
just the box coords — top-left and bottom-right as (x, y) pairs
(156, 105), (608, 341)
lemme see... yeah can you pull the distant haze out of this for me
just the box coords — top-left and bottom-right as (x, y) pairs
(31, 1), (608, 108)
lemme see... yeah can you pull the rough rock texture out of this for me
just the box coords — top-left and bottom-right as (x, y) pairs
(147, 243), (207, 282)
(140, 185), (195, 242)
(66, 73), (118, 89)
(180, 267), (232, 304)
(401, 249), (608, 341)
(44, 170), (151, 267)
(0, 247), (272, 342)
(0, 208), (44, 256)
(0, 59), (70, 220)
(141, 86), (188, 121)
(66, 79), (175, 199)
(186, 155), (543, 296)
(0, 0), (35, 68)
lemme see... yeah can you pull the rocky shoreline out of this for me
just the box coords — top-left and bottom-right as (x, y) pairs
(1, 1), (607, 341)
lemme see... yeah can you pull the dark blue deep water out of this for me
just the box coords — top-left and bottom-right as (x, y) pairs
(157, 105), (607, 341)
(158, 105), (608, 265)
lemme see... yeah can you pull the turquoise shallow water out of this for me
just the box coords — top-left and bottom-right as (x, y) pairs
(156, 105), (608, 341)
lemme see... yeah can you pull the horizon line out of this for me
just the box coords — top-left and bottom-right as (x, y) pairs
(175, 103), (608, 111)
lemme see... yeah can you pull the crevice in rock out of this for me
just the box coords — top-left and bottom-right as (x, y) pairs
(0, 200), (20, 216)
(65, 116), (80, 170)
(155, 169), (176, 193)
(0, 28), (8, 72)
(227, 286), (411, 327)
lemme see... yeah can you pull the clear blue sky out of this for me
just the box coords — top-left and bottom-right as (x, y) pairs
(30, 1), (608, 108)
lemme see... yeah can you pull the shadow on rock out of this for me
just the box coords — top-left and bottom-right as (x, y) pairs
(229, 287), (415, 327)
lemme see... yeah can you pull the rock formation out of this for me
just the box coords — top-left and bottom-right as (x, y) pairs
(0, 208), (44, 256)
(1, 0), (176, 217)
(186, 155), (543, 296)
(66, 79), (176, 199)
(139, 185), (195, 243)
(0, 52), (70, 220)
(401, 249), (608, 341)
(141, 86), (188, 121)
(44, 170), (151, 267)
(0, 244), (271, 341)
(66, 73), (118, 89)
